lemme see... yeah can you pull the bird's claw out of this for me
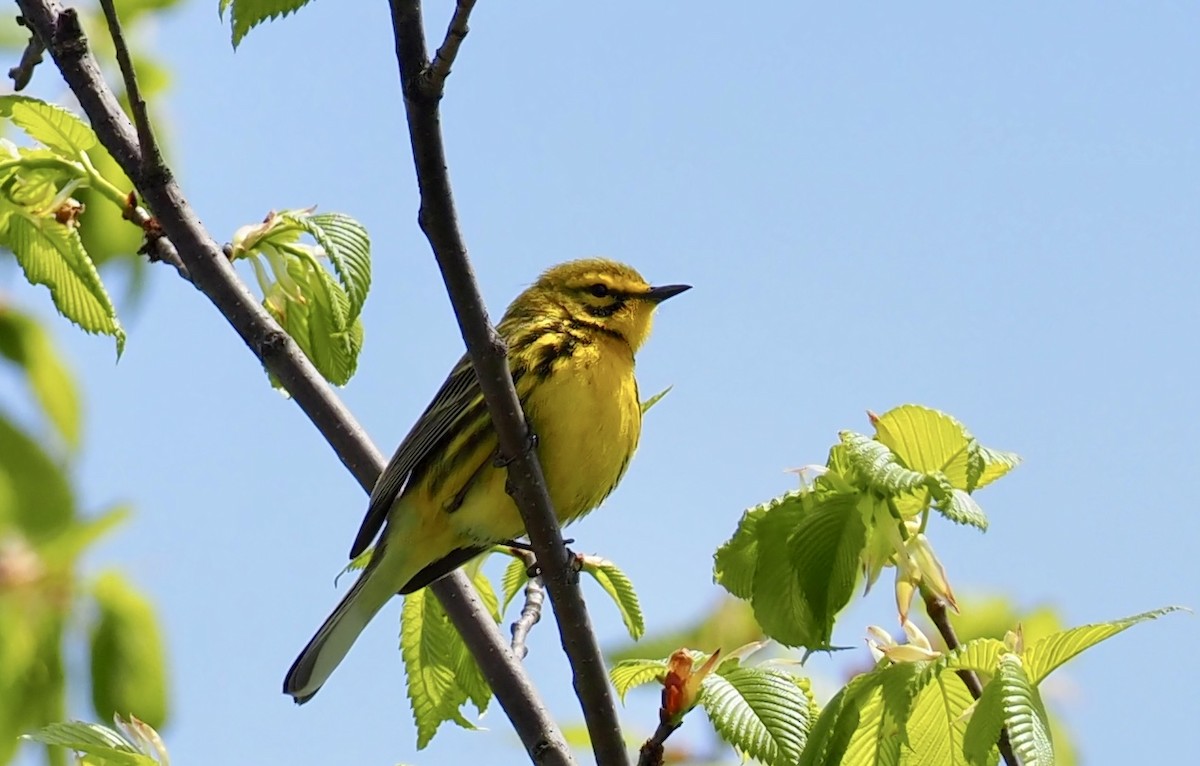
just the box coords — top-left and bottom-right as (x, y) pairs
(494, 429), (539, 468)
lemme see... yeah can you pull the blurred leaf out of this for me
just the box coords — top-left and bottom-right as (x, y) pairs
(40, 504), (130, 569)
(220, 0), (317, 48)
(582, 556), (643, 641)
(89, 572), (170, 728)
(0, 305), (83, 449)
(0, 411), (74, 541)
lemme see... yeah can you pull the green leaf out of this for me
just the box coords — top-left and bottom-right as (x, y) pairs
(451, 565), (497, 715)
(931, 485), (989, 532)
(25, 721), (157, 766)
(902, 665), (977, 765)
(582, 556), (644, 640)
(400, 589), (476, 748)
(640, 385), (672, 414)
(839, 662), (923, 766)
(700, 666), (812, 766)
(972, 445), (1021, 491)
(995, 655), (1054, 766)
(609, 658), (668, 703)
(941, 638), (1007, 677)
(263, 253), (362, 386)
(500, 554), (530, 614)
(1023, 606), (1184, 685)
(798, 669), (885, 766)
(0, 96), (97, 158)
(713, 503), (770, 600)
(40, 504), (131, 569)
(89, 572), (170, 729)
(0, 200), (125, 356)
(0, 306), (82, 448)
(962, 667), (1006, 766)
(754, 491), (865, 649)
(300, 212), (371, 321)
(873, 405), (973, 490)
(0, 411), (74, 541)
(840, 431), (928, 494)
(221, 0), (317, 48)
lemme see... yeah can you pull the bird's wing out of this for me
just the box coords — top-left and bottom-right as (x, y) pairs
(349, 354), (482, 559)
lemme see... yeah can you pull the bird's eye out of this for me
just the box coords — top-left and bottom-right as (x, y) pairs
(588, 283), (610, 298)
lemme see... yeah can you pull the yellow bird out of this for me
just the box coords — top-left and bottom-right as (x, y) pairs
(284, 258), (690, 702)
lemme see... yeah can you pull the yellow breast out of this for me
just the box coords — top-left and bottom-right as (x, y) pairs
(525, 332), (642, 522)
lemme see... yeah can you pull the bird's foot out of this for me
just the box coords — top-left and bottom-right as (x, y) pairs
(493, 429), (539, 468)
(505, 539), (580, 581)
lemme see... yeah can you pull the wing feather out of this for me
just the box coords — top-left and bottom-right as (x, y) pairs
(349, 354), (482, 558)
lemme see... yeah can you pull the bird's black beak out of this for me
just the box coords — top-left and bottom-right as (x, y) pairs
(644, 284), (692, 304)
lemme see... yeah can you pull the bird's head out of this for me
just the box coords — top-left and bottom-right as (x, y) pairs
(522, 258), (691, 351)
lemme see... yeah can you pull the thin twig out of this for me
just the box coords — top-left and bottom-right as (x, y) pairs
(12, 4), (573, 764)
(96, 0), (164, 180)
(8, 20), (45, 90)
(387, 2), (629, 764)
(509, 548), (545, 659)
(635, 719), (681, 766)
(924, 592), (1021, 766)
(426, 0), (476, 94)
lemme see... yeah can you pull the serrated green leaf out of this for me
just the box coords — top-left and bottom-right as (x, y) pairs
(840, 431), (928, 494)
(583, 557), (644, 640)
(933, 486), (989, 531)
(901, 667), (976, 765)
(25, 722), (156, 766)
(700, 666), (811, 766)
(0, 306), (82, 448)
(996, 655), (1053, 765)
(499, 554), (530, 614)
(798, 670), (883, 766)
(749, 495), (815, 647)
(714, 503), (770, 600)
(609, 658), (668, 702)
(942, 638), (1007, 677)
(840, 662), (922, 766)
(263, 254), (362, 386)
(221, 0), (317, 48)
(1023, 606), (1184, 685)
(973, 445), (1022, 490)
(0, 97), (97, 158)
(962, 668), (1006, 766)
(873, 405), (973, 490)
(0, 201), (124, 355)
(400, 587), (486, 748)
(89, 572), (170, 729)
(0, 411), (74, 541)
(640, 385), (672, 414)
(282, 212), (371, 322)
(782, 492), (868, 648)
(452, 565), (497, 714)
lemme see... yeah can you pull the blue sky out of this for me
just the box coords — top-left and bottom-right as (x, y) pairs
(11, 1), (1199, 764)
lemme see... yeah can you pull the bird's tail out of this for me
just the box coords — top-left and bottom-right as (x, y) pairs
(283, 563), (395, 704)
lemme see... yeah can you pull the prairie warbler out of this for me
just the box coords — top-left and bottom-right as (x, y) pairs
(284, 258), (689, 702)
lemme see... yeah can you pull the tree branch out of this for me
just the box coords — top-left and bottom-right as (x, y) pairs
(508, 548), (545, 659)
(11, 3), (572, 764)
(7, 19), (44, 90)
(924, 592), (1021, 766)
(95, 0), (163, 179)
(426, 0), (476, 94)
(386, 2), (629, 764)
(635, 719), (680, 766)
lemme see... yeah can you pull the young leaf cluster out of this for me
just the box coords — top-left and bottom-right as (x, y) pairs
(27, 716), (169, 766)
(230, 209), (371, 386)
(801, 607), (1180, 766)
(611, 649), (817, 766)
(714, 405), (1019, 651)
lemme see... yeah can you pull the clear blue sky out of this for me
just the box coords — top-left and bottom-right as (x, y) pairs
(14, 1), (1199, 764)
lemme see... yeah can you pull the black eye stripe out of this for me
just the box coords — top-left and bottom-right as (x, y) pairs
(584, 298), (625, 318)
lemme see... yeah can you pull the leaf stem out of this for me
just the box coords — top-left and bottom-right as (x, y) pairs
(923, 590), (1021, 766)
